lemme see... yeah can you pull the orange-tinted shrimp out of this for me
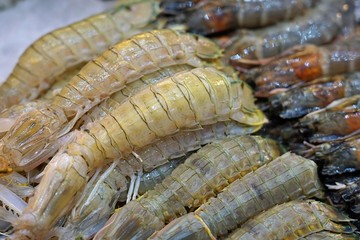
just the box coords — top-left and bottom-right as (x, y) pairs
(185, 0), (318, 35)
(269, 72), (360, 118)
(253, 34), (360, 97)
(298, 95), (360, 143)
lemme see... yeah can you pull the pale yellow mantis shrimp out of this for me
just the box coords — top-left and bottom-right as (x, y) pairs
(103, 152), (322, 239)
(0, 0), (161, 111)
(0, 29), (223, 174)
(9, 67), (265, 238)
(56, 121), (256, 239)
(225, 200), (356, 240)
(0, 63), (85, 137)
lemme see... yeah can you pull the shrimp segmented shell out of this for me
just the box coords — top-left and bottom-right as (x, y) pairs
(93, 135), (281, 239)
(269, 72), (360, 119)
(185, 0), (319, 35)
(58, 120), (257, 239)
(0, 0), (160, 111)
(0, 29), (222, 174)
(225, 200), (355, 240)
(298, 95), (360, 143)
(0, 63), (85, 137)
(11, 67), (266, 238)
(148, 153), (324, 240)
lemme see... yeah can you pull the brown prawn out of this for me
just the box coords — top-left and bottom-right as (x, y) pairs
(253, 34), (360, 97)
(298, 95), (360, 143)
(184, 0), (319, 35)
(326, 175), (360, 215)
(269, 72), (360, 119)
(0, 29), (223, 174)
(305, 134), (360, 175)
(0, 0), (160, 111)
(225, 200), (355, 240)
(160, 0), (205, 14)
(147, 153), (324, 240)
(10, 67), (266, 239)
(225, 0), (354, 70)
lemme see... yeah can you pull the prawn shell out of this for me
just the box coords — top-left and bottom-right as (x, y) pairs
(254, 33), (360, 97)
(298, 95), (360, 143)
(269, 72), (360, 119)
(186, 0), (318, 35)
(226, 0), (352, 70)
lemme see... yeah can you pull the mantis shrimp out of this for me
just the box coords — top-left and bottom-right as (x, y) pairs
(0, 183), (28, 236)
(0, 29), (223, 174)
(10, 67), (266, 238)
(76, 64), (195, 129)
(0, 172), (33, 199)
(252, 33), (360, 97)
(0, 63), (85, 137)
(0, 0), (161, 111)
(146, 153), (324, 240)
(302, 231), (360, 240)
(93, 135), (281, 240)
(57, 159), (184, 240)
(56, 120), (255, 239)
(225, 200), (356, 240)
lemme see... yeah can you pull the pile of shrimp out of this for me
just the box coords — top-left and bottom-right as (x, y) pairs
(238, 0), (360, 231)
(0, 0), (359, 239)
